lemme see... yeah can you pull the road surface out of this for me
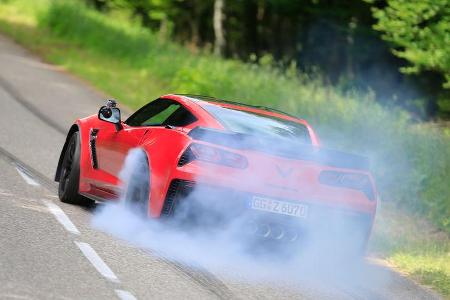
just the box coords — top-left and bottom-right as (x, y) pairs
(0, 34), (442, 300)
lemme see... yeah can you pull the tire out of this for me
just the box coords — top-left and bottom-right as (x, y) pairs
(58, 132), (93, 206)
(123, 150), (150, 217)
(336, 224), (370, 261)
(351, 227), (370, 258)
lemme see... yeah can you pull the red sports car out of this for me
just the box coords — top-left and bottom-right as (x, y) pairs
(55, 94), (377, 251)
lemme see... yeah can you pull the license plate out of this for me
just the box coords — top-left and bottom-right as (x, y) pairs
(250, 196), (308, 218)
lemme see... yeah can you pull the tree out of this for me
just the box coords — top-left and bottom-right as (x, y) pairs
(371, 0), (450, 89)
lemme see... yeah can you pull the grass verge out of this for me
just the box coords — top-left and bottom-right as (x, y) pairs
(370, 203), (450, 297)
(0, 0), (449, 297)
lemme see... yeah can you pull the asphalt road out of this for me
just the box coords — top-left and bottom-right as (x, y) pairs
(0, 34), (442, 300)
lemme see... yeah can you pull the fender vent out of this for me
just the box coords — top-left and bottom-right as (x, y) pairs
(90, 129), (99, 169)
(161, 180), (195, 216)
(161, 180), (181, 216)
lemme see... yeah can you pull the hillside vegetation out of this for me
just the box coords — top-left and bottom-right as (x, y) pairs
(80, 0), (450, 118)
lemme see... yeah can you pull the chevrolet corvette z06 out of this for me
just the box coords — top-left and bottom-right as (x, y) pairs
(55, 94), (377, 252)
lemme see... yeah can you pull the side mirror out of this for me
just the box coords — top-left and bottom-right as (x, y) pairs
(99, 106), (121, 124)
(98, 100), (122, 131)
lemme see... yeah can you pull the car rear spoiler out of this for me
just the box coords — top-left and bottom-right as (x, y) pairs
(188, 127), (370, 171)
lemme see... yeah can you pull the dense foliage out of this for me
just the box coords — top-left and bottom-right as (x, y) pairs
(85, 0), (450, 118)
(372, 0), (450, 116)
(35, 2), (450, 231)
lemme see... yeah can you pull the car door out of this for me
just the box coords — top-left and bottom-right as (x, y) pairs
(95, 124), (148, 181)
(94, 98), (198, 189)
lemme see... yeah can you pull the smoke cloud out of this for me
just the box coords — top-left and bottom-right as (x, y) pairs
(91, 139), (390, 295)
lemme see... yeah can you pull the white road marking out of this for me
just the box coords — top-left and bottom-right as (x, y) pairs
(15, 166), (40, 186)
(75, 241), (120, 283)
(0, 192), (13, 196)
(115, 290), (137, 300)
(42, 200), (80, 235)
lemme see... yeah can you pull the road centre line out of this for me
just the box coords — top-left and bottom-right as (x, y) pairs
(115, 289), (138, 300)
(41, 202), (134, 295)
(42, 199), (80, 235)
(15, 166), (40, 186)
(75, 241), (120, 283)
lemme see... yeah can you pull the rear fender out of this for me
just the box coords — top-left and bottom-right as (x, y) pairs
(140, 129), (191, 218)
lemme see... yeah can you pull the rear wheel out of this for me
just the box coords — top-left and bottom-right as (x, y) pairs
(58, 132), (93, 206)
(329, 223), (370, 261)
(349, 226), (370, 258)
(123, 150), (150, 217)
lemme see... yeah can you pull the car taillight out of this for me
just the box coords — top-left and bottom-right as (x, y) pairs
(178, 143), (248, 169)
(319, 170), (375, 201)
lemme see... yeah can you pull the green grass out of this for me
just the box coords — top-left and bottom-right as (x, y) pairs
(370, 203), (450, 297)
(0, 0), (449, 296)
(394, 254), (449, 296)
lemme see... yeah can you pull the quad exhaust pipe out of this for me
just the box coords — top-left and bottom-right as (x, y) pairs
(256, 223), (271, 238)
(246, 221), (299, 242)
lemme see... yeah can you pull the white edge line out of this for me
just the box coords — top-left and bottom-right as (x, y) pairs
(42, 199), (80, 235)
(15, 166), (40, 186)
(115, 290), (137, 300)
(75, 241), (120, 283)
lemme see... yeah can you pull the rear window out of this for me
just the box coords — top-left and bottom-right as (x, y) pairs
(202, 104), (311, 144)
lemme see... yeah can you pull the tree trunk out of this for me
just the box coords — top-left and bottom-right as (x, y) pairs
(213, 0), (225, 56)
(159, 16), (169, 41)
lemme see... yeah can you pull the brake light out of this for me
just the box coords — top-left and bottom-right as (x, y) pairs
(319, 170), (375, 201)
(178, 143), (248, 169)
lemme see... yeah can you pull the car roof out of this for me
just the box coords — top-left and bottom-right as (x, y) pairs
(159, 94), (319, 145)
(170, 94), (308, 125)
